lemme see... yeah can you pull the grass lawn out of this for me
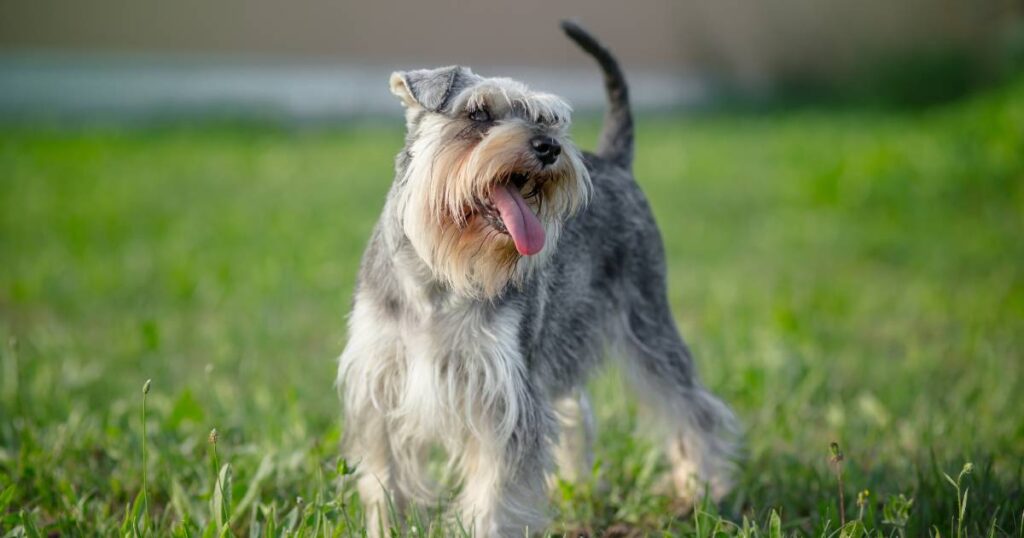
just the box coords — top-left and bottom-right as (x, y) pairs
(1, 79), (1023, 536)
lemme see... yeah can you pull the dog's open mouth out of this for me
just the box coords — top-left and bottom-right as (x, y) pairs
(479, 172), (546, 256)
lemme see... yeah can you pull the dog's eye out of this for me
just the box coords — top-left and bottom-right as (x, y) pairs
(468, 108), (492, 123)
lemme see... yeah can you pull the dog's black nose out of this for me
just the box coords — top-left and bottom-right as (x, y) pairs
(531, 136), (561, 166)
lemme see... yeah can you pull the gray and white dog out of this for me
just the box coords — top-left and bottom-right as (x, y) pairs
(338, 21), (737, 537)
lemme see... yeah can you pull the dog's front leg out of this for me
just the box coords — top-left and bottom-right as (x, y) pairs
(339, 298), (408, 537)
(456, 393), (555, 537)
(347, 414), (403, 538)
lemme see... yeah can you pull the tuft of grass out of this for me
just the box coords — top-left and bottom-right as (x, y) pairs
(141, 378), (152, 535)
(830, 442), (846, 527)
(943, 462), (974, 538)
(1, 78), (1023, 535)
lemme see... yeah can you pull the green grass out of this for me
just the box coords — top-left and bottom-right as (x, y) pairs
(1, 79), (1023, 536)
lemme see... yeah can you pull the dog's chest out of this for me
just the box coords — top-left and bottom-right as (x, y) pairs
(392, 296), (527, 443)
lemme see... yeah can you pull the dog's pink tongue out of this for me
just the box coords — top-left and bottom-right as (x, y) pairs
(491, 183), (545, 256)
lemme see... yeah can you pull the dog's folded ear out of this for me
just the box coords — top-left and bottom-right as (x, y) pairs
(390, 66), (478, 112)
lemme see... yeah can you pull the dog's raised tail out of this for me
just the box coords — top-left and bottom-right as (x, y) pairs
(561, 19), (634, 170)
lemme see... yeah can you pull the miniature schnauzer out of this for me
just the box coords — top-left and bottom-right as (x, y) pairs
(338, 20), (737, 537)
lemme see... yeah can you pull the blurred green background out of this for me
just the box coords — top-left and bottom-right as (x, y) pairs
(1, 2), (1024, 536)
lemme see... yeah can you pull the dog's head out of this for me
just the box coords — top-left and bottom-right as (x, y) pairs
(389, 66), (590, 298)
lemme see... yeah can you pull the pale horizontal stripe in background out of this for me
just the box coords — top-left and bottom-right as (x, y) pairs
(0, 54), (710, 122)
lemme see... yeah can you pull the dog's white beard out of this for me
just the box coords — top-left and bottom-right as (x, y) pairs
(395, 117), (589, 298)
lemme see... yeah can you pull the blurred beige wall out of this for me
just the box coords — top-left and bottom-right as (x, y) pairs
(1, 0), (1018, 83)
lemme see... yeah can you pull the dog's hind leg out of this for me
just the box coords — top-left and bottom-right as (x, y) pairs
(551, 389), (595, 485)
(616, 279), (738, 508)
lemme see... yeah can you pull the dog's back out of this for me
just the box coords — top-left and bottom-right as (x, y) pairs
(516, 23), (667, 393)
(520, 20), (738, 514)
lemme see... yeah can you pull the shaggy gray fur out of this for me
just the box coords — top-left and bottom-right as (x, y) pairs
(338, 21), (738, 538)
